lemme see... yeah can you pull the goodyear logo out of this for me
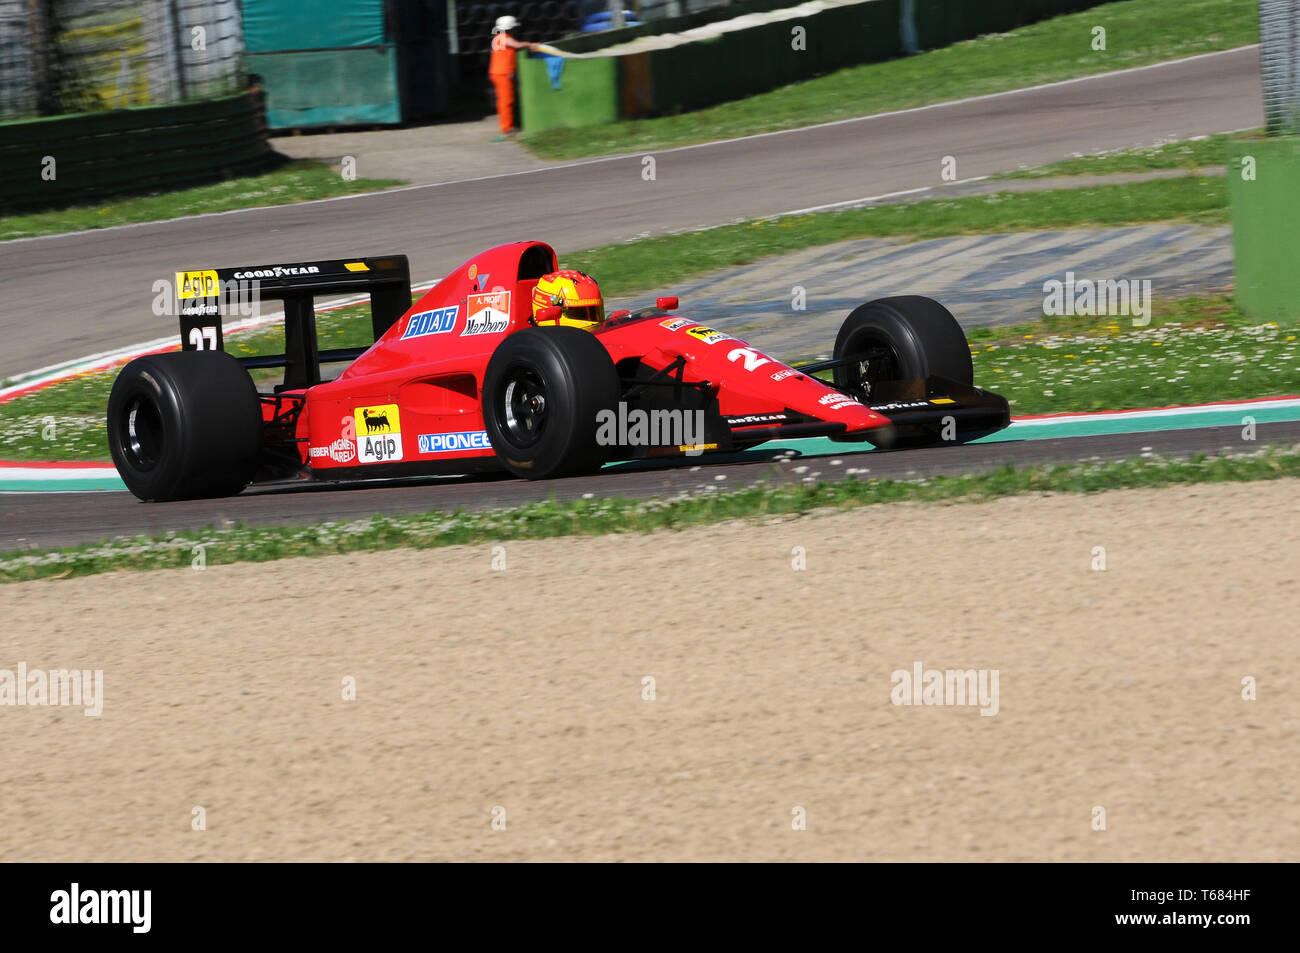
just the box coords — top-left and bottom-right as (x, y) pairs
(354, 404), (402, 463)
(402, 306), (458, 339)
(176, 270), (219, 299)
(418, 431), (491, 454)
(685, 326), (727, 345)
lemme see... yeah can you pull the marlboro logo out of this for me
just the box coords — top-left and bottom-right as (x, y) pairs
(462, 291), (511, 336)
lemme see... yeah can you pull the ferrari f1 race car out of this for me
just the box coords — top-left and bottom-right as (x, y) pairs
(107, 241), (1010, 501)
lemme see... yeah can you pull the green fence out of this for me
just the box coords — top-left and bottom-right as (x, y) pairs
(520, 0), (1109, 133)
(0, 90), (273, 212)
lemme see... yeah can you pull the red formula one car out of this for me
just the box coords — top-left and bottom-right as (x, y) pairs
(107, 241), (1010, 501)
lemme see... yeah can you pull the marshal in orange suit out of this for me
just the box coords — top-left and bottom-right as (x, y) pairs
(489, 15), (537, 139)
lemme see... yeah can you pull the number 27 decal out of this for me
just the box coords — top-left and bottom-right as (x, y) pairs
(188, 327), (218, 350)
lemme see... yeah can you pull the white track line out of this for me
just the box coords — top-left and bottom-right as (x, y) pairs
(1012, 397), (1300, 427)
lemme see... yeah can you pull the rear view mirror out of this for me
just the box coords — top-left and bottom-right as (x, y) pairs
(656, 297), (678, 311)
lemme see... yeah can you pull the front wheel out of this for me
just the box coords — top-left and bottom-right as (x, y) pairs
(107, 351), (263, 501)
(832, 295), (975, 450)
(482, 327), (620, 479)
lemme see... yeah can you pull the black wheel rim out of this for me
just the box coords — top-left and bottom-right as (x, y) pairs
(842, 335), (901, 403)
(500, 366), (549, 448)
(119, 394), (164, 471)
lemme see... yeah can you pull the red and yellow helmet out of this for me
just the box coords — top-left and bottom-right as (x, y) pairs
(531, 270), (605, 329)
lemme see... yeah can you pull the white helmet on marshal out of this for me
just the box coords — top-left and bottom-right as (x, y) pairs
(493, 15), (519, 33)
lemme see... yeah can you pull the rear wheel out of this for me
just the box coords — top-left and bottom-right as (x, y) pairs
(483, 327), (620, 479)
(107, 351), (262, 501)
(832, 296), (973, 449)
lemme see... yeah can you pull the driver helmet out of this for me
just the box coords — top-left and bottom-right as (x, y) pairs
(531, 270), (605, 329)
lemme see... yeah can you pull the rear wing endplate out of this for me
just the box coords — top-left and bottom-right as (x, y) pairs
(176, 256), (411, 390)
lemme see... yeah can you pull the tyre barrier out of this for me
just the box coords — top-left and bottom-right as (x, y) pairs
(0, 88), (273, 212)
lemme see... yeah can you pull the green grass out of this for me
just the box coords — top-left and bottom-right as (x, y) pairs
(524, 0), (1259, 160)
(969, 296), (1299, 414)
(0, 161), (404, 241)
(3, 448), (1297, 583)
(994, 132), (1245, 180)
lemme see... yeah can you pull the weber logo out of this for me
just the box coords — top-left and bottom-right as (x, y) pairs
(820, 392), (864, 411)
(418, 431), (491, 453)
(309, 438), (356, 464)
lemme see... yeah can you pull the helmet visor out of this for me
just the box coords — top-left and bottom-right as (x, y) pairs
(564, 303), (605, 325)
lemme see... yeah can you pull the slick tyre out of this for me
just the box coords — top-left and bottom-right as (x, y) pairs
(483, 327), (621, 479)
(832, 295), (973, 450)
(107, 351), (262, 501)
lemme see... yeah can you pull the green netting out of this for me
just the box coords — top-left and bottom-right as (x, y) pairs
(249, 48), (399, 127)
(241, 0), (388, 52)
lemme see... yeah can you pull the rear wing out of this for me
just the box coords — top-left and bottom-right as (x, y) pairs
(176, 256), (412, 390)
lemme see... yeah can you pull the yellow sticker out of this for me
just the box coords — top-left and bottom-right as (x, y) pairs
(679, 443), (719, 453)
(930, 397), (956, 405)
(354, 404), (401, 436)
(685, 327), (727, 344)
(344, 262), (369, 272)
(176, 270), (219, 299)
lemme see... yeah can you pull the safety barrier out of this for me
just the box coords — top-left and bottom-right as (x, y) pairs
(0, 89), (273, 212)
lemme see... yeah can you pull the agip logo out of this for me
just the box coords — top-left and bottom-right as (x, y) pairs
(176, 270), (219, 299)
(685, 326), (728, 345)
(353, 404), (403, 463)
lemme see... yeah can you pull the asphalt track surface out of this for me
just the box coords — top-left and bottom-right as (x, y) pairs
(0, 46), (1262, 382)
(4, 420), (1297, 552)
